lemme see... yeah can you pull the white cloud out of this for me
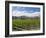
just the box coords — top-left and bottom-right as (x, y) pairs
(12, 10), (40, 17)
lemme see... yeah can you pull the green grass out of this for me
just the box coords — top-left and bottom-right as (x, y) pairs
(12, 18), (40, 30)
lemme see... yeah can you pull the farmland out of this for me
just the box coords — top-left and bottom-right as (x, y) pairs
(12, 18), (40, 31)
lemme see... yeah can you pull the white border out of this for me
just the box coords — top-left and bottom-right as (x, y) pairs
(9, 3), (43, 35)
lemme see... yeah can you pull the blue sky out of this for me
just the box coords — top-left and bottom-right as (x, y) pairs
(12, 6), (40, 17)
(12, 6), (40, 13)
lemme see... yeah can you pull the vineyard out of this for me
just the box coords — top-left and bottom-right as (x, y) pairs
(12, 18), (40, 31)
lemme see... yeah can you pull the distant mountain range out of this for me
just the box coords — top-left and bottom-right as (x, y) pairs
(12, 11), (40, 19)
(12, 15), (40, 19)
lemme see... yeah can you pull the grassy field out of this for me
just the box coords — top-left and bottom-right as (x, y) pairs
(12, 18), (40, 31)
